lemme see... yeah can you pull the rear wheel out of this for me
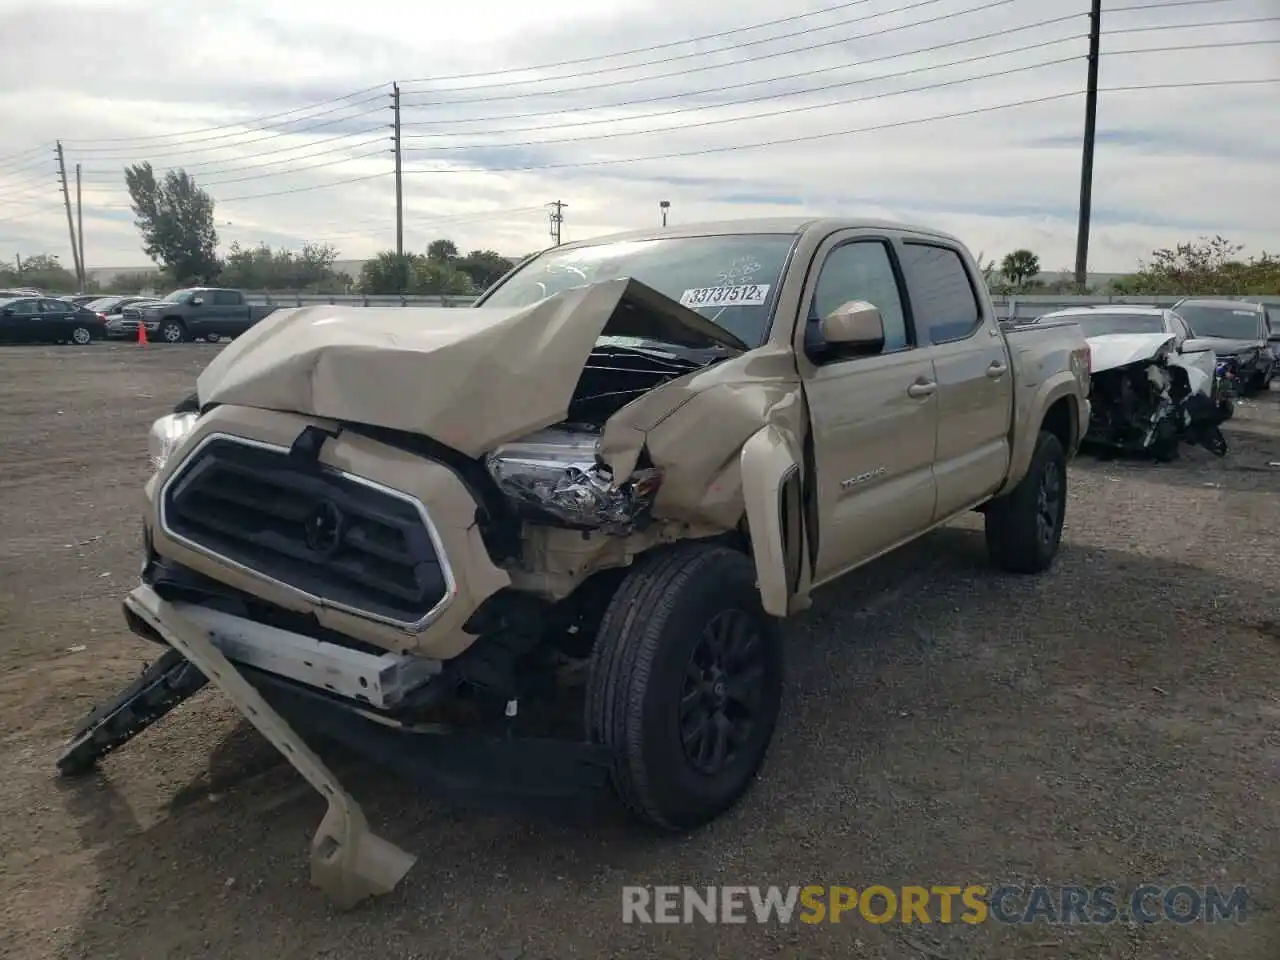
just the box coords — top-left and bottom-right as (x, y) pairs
(204, 332), (221, 344)
(585, 544), (783, 830)
(159, 319), (186, 343)
(985, 430), (1067, 574)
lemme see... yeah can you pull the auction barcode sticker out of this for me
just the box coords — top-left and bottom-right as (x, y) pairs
(679, 284), (771, 308)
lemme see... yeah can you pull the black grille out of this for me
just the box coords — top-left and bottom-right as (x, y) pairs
(161, 437), (450, 625)
(122, 308), (142, 320)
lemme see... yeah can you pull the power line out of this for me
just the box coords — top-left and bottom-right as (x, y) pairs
(399, 0), (892, 84)
(399, 0), (1026, 105)
(402, 34), (1280, 157)
(402, 76), (1279, 176)
(401, 17), (1086, 132)
(61, 85), (389, 146)
(69, 107), (388, 161)
(406, 54), (1085, 156)
(405, 36), (1086, 149)
(216, 171), (393, 204)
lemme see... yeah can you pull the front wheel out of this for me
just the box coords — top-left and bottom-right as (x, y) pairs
(985, 430), (1067, 574)
(159, 319), (186, 343)
(585, 544), (783, 830)
(69, 325), (93, 345)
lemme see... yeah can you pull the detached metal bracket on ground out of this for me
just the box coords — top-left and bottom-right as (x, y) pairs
(123, 583), (417, 909)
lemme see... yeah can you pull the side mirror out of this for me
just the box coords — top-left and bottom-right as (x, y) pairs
(189, 297), (203, 306)
(1267, 331), (1280, 343)
(822, 300), (884, 352)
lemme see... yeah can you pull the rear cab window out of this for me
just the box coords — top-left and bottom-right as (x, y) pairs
(898, 242), (983, 345)
(212, 290), (243, 306)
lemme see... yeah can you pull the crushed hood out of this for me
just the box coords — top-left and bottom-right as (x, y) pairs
(1086, 332), (1177, 374)
(195, 278), (746, 457)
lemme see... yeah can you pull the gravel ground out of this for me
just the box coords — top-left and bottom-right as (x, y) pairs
(0, 342), (1277, 960)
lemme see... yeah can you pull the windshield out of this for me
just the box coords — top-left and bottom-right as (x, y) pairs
(85, 297), (122, 311)
(1074, 313), (1167, 338)
(1176, 304), (1262, 340)
(477, 233), (798, 347)
(163, 288), (197, 303)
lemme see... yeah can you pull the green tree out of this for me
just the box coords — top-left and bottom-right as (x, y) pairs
(103, 269), (168, 294)
(359, 251), (415, 294)
(221, 241), (349, 292)
(455, 249), (514, 292)
(359, 250), (476, 295)
(426, 238), (458, 263)
(124, 162), (221, 284)
(1000, 249), (1041, 291)
(1109, 236), (1280, 296)
(0, 254), (79, 292)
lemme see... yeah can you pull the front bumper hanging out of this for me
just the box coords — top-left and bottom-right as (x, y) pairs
(120, 583), (417, 908)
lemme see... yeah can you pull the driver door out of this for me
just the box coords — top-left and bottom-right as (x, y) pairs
(798, 231), (939, 584)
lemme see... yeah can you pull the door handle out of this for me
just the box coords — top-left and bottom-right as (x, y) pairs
(986, 361), (1008, 378)
(907, 380), (937, 398)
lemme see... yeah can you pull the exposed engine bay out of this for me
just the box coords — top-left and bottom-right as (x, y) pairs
(1085, 337), (1229, 459)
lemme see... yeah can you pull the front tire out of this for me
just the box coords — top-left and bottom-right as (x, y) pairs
(585, 544), (783, 830)
(985, 430), (1067, 574)
(69, 325), (93, 345)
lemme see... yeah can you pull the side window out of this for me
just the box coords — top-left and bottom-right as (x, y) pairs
(40, 299), (66, 313)
(899, 243), (982, 345)
(808, 240), (909, 356)
(11, 299), (39, 315)
(212, 290), (242, 306)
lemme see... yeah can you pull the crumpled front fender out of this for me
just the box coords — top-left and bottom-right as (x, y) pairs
(740, 424), (808, 617)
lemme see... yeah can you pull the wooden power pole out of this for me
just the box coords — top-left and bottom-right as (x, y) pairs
(76, 163), (85, 290)
(548, 200), (566, 246)
(391, 82), (404, 291)
(55, 141), (83, 286)
(1073, 0), (1102, 293)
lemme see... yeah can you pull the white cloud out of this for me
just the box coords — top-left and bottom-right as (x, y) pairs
(0, 0), (1276, 273)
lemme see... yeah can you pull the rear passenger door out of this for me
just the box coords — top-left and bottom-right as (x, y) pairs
(798, 231), (939, 583)
(897, 240), (1012, 520)
(211, 290), (249, 336)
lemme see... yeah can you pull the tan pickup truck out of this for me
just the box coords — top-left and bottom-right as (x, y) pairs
(59, 217), (1091, 906)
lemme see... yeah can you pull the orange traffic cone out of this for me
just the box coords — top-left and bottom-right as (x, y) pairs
(137, 323), (148, 346)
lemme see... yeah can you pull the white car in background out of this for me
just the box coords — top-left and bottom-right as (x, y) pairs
(1032, 305), (1229, 460)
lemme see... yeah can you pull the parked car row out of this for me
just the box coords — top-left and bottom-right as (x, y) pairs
(0, 287), (280, 346)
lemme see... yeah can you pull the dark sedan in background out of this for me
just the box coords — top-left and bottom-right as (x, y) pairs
(1173, 298), (1277, 394)
(0, 296), (107, 344)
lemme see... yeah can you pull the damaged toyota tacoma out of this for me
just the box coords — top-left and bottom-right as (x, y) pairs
(57, 218), (1091, 907)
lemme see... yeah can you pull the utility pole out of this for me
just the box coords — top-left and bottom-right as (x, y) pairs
(391, 82), (404, 292)
(548, 200), (566, 245)
(1073, 0), (1102, 293)
(76, 163), (85, 290)
(55, 141), (83, 287)
(14, 254), (21, 282)
(659, 200), (670, 227)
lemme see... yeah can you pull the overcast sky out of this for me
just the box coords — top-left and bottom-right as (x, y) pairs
(0, 0), (1276, 272)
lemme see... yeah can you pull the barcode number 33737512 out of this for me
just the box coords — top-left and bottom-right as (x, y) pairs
(678, 284), (771, 308)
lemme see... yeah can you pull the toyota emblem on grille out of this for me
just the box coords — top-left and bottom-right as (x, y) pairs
(304, 500), (344, 556)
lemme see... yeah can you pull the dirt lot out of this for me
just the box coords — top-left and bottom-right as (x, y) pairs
(0, 342), (1277, 960)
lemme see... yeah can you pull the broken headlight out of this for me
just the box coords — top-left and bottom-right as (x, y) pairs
(484, 426), (662, 534)
(147, 411), (198, 471)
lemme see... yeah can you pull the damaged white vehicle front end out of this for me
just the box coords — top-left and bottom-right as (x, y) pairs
(1084, 332), (1229, 459)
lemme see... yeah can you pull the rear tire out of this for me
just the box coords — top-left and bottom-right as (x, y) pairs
(204, 333), (221, 344)
(69, 325), (93, 345)
(159, 319), (186, 343)
(585, 544), (783, 830)
(985, 430), (1067, 574)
